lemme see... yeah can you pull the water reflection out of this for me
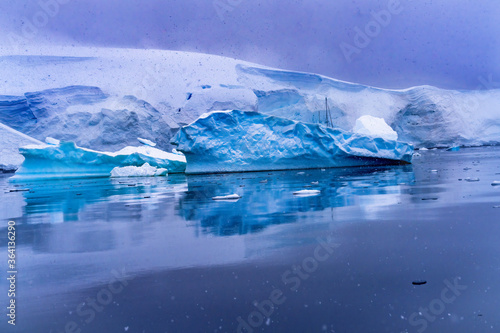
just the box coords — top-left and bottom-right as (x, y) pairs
(1, 165), (414, 233)
(179, 165), (415, 236)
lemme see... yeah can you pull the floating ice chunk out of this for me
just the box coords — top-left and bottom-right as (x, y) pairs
(464, 177), (480, 182)
(11, 141), (186, 181)
(137, 137), (156, 147)
(353, 115), (398, 141)
(45, 137), (60, 145)
(446, 146), (460, 151)
(491, 181), (500, 186)
(293, 190), (321, 196)
(110, 163), (167, 177)
(212, 194), (241, 201)
(419, 148), (429, 151)
(172, 110), (413, 174)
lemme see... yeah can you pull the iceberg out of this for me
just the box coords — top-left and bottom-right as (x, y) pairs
(172, 110), (413, 174)
(110, 163), (167, 177)
(11, 141), (186, 181)
(353, 115), (398, 141)
(0, 122), (44, 171)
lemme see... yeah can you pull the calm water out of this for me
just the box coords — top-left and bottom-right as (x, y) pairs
(1, 147), (500, 333)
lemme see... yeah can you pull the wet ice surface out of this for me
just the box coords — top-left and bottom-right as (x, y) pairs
(1, 147), (500, 333)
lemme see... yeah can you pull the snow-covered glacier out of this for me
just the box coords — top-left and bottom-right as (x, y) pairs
(1, 46), (499, 172)
(172, 110), (413, 174)
(11, 141), (186, 181)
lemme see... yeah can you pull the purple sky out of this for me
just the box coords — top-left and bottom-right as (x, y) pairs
(1, 0), (500, 89)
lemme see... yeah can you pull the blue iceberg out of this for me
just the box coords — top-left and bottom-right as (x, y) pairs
(11, 141), (186, 181)
(172, 110), (413, 174)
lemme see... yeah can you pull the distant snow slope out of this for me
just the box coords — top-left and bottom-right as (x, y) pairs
(0, 46), (499, 171)
(0, 122), (44, 171)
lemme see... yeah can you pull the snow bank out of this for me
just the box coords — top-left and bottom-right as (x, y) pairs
(11, 141), (186, 181)
(0, 122), (45, 171)
(110, 163), (167, 177)
(172, 110), (413, 174)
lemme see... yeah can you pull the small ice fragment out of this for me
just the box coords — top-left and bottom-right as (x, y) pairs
(311, 181), (319, 185)
(137, 137), (156, 147)
(419, 148), (429, 151)
(297, 172), (305, 175)
(260, 179), (268, 183)
(446, 146), (460, 151)
(321, 169), (326, 171)
(465, 177), (480, 182)
(430, 170), (438, 173)
(293, 190), (320, 196)
(491, 181), (500, 186)
(45, 137), (60, 145)
(212, 194), (241, 200)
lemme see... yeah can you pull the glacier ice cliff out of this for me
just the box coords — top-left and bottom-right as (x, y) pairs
(0, 47), (499, 172)
(11, 141), (186, 181)
(172, 110), (413, 174)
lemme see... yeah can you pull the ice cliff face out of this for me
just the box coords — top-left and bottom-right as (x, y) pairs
(172, 110), (413, 174)
(0, 47), (499, 172)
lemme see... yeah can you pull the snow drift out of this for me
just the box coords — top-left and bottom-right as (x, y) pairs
(172, 110), (413, 174)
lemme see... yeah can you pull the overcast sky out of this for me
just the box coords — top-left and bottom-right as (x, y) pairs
(1, 0), (499, 90)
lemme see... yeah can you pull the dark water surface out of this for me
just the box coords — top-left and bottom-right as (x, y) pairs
(1, 147), (500, 333)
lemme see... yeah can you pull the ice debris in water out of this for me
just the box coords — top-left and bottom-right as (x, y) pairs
(212, 194), (242, 201)
(293, 190), (321, 196)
